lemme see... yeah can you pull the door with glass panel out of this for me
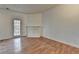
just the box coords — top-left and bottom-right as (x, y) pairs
(13, 19), (21, 37)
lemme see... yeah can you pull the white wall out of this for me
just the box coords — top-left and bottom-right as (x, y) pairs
(0, 9), (28, 40)
(27, 14), (42, 26)
(42, 5), (79, 48)
(0, 13), (12, 40)
(27, 13), (42, 37)
(0, 9), (42, 40)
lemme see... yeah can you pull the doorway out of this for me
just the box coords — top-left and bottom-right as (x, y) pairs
(13, 19), (21, 37)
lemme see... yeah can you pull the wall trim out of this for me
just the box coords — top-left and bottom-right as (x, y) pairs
(0, 36), (27, 41)
(41, 36), (79, 48)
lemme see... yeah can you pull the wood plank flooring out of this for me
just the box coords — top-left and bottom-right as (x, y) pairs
(0, 37), (79, 54)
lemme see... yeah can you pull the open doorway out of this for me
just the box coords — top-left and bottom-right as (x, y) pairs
(13, 19), (21, 37)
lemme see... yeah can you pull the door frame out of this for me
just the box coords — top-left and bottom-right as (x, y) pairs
(12, 18), (22, 37)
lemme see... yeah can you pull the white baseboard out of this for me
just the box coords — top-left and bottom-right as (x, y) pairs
(42, 36), (79, 48)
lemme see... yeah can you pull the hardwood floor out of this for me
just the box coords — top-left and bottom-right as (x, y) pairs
(0, 37), (79, 54)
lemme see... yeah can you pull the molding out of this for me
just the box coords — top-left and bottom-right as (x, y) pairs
(27, 36), (41, 38)
(0, 5), (59, 14)
(0, 36), (27, 41)
(42, 36), (79, 48)
(0, 37), (14, 41)
(27, 36), (42, 38)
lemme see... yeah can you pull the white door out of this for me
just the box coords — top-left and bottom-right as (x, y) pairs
(13, 19), (21, 37)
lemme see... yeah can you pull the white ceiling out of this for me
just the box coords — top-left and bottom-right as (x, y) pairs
(0, 4), (57, 14)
